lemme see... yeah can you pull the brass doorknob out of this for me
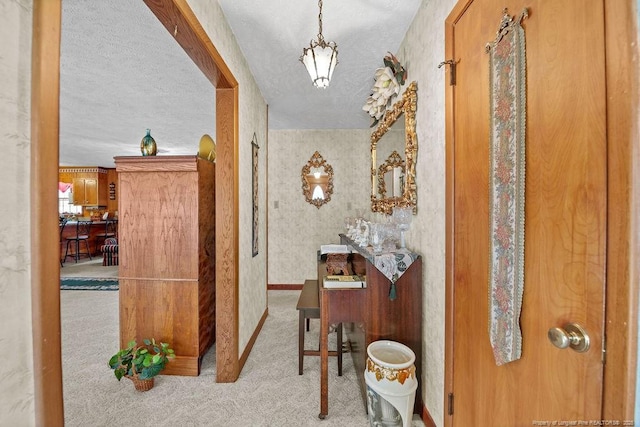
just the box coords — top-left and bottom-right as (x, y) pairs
(548, 323), (590, 352)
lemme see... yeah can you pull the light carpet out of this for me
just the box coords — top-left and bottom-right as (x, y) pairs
(60, 258), (118, 279)
(62, 290), (401, 426)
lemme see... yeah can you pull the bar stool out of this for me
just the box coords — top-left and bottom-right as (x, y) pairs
(100, 237), (119, 266)
(95, 217), (117, 245)
(59, 218), (68, 267)
(63, 220), (92, 263)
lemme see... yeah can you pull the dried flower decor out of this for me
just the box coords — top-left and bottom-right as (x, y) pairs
(363, 52), (407, 127)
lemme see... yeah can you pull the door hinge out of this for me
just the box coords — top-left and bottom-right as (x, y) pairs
(448, 392), (454, 415)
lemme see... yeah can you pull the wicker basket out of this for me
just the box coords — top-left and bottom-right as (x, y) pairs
(127, 376), (155, 392)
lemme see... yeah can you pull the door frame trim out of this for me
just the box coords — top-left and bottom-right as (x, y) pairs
(602, 0), (639, 419)
(31, 1), (64, 423)
(30, 0), (240, 423)
(142, 0), (241, 385)
(443, 0), (639, 425)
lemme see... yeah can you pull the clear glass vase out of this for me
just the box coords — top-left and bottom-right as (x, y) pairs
(392, 207), (412, 249)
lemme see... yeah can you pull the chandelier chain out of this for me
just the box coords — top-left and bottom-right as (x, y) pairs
(317, 0), (324, 42)
(300, 0), (337, 88)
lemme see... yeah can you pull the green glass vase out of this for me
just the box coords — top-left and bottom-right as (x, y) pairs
(140, 129), (157, 156)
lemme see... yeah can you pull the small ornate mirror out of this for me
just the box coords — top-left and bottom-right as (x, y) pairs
(378, 150), (405, 199)
(371, 81), (417, 215)
(302, 151), (334, 208)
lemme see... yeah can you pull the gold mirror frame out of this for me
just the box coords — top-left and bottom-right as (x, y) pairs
(301, 151), (334, 208)
(377, 150), (405, 199)
(371, 81), (418, 215)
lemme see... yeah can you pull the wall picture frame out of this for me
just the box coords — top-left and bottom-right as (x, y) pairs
(251, 133), (259, 257)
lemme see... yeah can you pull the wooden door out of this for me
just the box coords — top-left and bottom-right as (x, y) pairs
(446, 0), (607, 425)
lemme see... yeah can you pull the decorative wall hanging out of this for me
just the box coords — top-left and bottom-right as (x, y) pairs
(363, 52), (407, 127)
(109, 182), (116, 200)
(486, 8), (528, 366)
(252, 133), (259, 257)
(301, 151), (334, 208)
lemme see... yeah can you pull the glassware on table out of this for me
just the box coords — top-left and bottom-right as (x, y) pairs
(392, 206), (413, 249)
(370, 223), (384, 254)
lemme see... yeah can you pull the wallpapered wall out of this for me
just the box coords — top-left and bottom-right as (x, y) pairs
(0, 0), (35, 425)
(394, 1), (458, 424)
(0, 0), (270, 422)
(267, 129), (371, 284)
(187, 0), (268, 352)
(267, 2), (457, 424)
(8, 1), (638, 425)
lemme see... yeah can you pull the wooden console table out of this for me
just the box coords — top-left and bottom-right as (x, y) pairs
(318, 235), (422, 419)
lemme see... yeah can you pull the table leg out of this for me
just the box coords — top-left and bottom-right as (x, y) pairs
(319, 291), (329, 419)
(337, 322), (343, 376)
(298, 309), (305, 375)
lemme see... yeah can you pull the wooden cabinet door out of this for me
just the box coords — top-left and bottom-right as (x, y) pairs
(84, 178), (98, 204)
(446, 0), (607, 425)
(97, 173), (108, 206)
(72, 177), (98, 205)
(71, 178), (85, 205)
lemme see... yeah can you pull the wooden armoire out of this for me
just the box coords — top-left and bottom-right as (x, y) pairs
(114, 155), (215, 376)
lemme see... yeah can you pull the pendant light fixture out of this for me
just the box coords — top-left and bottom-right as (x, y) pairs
(300, 0), (338, 88)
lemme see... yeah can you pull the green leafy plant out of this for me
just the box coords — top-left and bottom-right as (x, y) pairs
(108, 338), (175, 381)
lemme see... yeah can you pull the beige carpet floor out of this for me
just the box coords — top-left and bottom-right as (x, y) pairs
(62, 289), (405, 426)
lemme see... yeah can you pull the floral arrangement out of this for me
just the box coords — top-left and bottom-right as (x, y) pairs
(362, 52), (407, 127)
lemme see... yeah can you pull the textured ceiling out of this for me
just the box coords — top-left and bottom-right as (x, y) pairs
(60, 0), (215, 168)
(217, 0), (422, 129)
(59, 1), (421, 168)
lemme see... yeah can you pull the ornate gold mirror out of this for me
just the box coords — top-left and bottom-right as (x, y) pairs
(377, 150), (405, 199)
(371, 81), (417, 214)
(302, 151), (334, 208)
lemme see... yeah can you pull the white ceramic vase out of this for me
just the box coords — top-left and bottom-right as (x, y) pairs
(364, 340), (417, 427)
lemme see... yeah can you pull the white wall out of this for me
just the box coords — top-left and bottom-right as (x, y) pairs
(187, 0), (269, 351)
(268, 130), (371, 284)
(0, 0), (35, 425)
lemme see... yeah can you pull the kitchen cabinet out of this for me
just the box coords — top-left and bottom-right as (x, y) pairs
(60, 167), (110, 206)
(71, 178), (98, 205)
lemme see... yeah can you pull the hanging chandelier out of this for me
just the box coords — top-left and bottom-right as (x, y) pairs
(300, 0), (338, 89)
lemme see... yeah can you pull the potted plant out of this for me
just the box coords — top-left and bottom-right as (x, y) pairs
(108, 338), (175, 391)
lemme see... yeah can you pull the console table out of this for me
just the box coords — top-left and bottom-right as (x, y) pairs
(318, 235), (422, 419)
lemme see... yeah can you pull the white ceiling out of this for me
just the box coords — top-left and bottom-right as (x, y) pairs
(59, 0), (421, 168)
